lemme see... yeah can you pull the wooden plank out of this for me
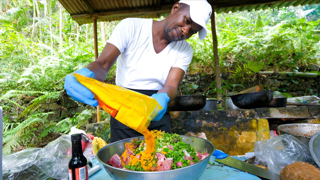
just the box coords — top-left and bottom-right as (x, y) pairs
(211, 8), (222, 102)
(259, 71), (319, 78)
(93, 17), (101, 123)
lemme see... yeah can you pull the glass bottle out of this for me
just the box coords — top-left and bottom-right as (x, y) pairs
(68, 134), (88, 180)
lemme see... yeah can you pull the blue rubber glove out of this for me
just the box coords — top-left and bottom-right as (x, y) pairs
(151, 93), (170, 121)
(64, 68), (98, 107)
(212, 150), (228, 159)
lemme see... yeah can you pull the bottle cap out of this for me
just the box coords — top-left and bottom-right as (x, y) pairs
(71, 133), (82, 141)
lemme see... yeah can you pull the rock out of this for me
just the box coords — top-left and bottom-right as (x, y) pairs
(69, 106), (86, 115)
(60, 94), (78, 108)
(48, 110), (61, 122)
(41, 103), (61, 111)
(60, 109), (69, 119)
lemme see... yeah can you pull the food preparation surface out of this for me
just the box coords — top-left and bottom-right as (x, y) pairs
(89, 156), (261, 180)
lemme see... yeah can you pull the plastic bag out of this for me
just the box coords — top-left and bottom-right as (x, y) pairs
(3, 135), (72, 180)
(287, 95), (320, 104)
(74, 73), (162, 133)
(254, 134), (314, 175)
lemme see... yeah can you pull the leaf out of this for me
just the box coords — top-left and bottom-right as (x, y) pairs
(40, 123), (57, 138)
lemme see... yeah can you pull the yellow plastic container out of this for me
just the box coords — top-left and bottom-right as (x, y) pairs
(73, 73), (162, 133)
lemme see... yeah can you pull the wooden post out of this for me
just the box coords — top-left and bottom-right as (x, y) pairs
(93, 17), (101, 122)
(93, 17), (98, 59)
(211, 8), (222, 102)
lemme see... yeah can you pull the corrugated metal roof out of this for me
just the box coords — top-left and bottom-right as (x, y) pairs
(58, 0), (320, 25)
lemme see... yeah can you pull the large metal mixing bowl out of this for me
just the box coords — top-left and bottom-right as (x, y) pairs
(278, 123), (320, 145)
(96, 135), (214, 180)
(309, 132), (320, 168)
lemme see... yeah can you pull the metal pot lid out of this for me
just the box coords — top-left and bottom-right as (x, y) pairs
(309, 132), (320, 168)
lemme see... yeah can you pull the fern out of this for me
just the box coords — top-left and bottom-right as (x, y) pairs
(244, 61), (265, 73)
(17, 91), (62, 119)
(0, 90), (46, 100)
(2, 112), (50, 154)
(74, 109), (93, 126)
(2, 122), (18, 132)
(40, 123), (57, 138)
(54, 118), (72, 134)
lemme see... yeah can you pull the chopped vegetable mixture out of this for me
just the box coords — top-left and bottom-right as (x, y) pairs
(107, 130), (209, 171)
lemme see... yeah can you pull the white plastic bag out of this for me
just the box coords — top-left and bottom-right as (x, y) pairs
(3, 135), (71, 180)
(254, 134), (314, 175)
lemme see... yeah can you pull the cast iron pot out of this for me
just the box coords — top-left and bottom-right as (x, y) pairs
(268, 96), (287, 107)
(229, 90), (273, 109)
(168, 95), (207, 111)
(96, 135), (215, 180)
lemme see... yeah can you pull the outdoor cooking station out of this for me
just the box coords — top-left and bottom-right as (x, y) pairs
(170, 105), (320, 155)
(52, 0), (320, 179)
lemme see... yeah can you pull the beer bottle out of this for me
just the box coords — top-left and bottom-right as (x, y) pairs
(68, 134), (88, 180)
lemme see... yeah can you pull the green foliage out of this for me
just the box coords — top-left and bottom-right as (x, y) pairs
(232, 61), (265, 81)
(2, 109), (93, 154)
(17, 91), (62, 119)
(54, 109), (93, 134)
(188, 5), (320, 74)
(207, 80), (245, 97)
(2, 112), (50, 154)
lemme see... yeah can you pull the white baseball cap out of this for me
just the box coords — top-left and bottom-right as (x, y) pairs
(179, 0), (212, 40)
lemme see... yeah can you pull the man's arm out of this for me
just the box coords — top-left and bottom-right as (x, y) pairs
(86, 43), (121, 81)
(158, 67), (185, 101)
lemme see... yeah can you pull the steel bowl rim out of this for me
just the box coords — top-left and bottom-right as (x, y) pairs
(96, 135), (215, 174)
(278, 123), (320, 138)
(309, 131), (320, 167)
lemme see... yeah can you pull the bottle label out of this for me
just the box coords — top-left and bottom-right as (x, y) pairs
(68, 166), (88, 180)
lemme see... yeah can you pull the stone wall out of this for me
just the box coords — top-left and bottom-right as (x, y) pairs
(178, 73), (319, 97)
(170, 106), (320, 155)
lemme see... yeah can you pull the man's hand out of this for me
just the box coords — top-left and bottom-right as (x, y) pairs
(151, 93), (170, 121)
(64, 68), (98, 107)
(213, 150), (228, 159)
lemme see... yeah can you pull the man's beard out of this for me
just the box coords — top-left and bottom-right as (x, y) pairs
(165, 28), (175, 42)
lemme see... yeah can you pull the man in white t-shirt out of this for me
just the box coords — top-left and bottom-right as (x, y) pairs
(64, 0), (212, 142)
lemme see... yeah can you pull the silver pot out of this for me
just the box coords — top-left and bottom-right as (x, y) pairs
(96, 135), (215, 180)
(199, 99), (218, 111)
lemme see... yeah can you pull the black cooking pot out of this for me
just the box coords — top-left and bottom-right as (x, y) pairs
(168, 95), (207, 111)
(229, 90), (273, 109)
(268, 96), (287, 107)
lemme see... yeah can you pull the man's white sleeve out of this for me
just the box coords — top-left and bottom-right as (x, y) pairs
(107, 18), (133, 53)
(172, 43), (193, 73)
